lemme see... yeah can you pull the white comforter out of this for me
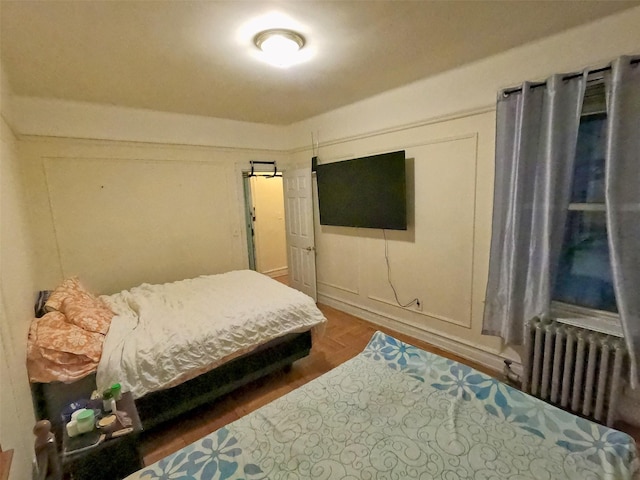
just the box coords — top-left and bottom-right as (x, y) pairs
(96, 270), (326, 399)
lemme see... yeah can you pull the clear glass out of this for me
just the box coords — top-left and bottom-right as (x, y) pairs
(570, 113), (607, 204)
(553, 210), (617, 313)
(553, 84), (619, 322)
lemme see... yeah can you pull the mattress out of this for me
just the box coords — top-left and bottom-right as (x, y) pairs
(96, 270), (326, 399)
(127, 331), (639, 480)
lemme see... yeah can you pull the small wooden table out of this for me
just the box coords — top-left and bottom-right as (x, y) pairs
(62, 392), (143, 480)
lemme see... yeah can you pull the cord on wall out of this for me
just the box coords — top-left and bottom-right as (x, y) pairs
(383, 229), (421, 309)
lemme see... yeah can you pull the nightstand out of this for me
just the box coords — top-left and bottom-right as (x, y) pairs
(62, 392), (143, 480)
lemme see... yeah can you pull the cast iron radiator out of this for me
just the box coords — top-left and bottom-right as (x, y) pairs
(522, 317), (627, 426)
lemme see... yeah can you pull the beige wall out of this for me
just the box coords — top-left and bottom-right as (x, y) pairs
(11, 96), (291, 151)
(0, 63), (37, 479)
(291, 110), (509, 368)
(287, 6), (640, 371)
(250, 175), (287, 277)
(20, 137), (290, 294)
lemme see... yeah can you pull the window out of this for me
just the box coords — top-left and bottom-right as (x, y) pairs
(552, 83), (622, 336)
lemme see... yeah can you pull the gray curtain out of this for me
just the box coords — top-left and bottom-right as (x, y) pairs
(483, 74), (586, 344)
(605, 56), (640, 388)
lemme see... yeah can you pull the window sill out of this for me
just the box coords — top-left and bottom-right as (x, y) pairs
(551, 301), (624, 338)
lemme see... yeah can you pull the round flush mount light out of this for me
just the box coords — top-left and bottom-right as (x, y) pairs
(253, 28), (305, 67)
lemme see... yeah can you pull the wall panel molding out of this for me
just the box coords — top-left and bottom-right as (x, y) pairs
(367, 295), (471, 328)
(292, 107), (494, 156)
(12, 96), (290, 151)
(319, 292), (522, 376)
(19, 134), (290, 156)
(41, 155), (242, 293)
(317, 280), (359, 296)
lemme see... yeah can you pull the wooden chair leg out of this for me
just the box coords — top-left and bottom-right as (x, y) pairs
(34, 420), (62, 480)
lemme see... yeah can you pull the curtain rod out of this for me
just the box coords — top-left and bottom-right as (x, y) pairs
(502, 57), (640, 96)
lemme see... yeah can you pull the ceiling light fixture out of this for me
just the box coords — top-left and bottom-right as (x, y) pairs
(253, 28), (305, 68)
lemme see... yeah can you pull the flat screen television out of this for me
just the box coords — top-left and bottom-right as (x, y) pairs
(316, 150), (407, 230)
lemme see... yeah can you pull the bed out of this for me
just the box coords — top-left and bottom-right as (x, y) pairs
(30, 270), (326, 435)
(127, 331), (639, 480)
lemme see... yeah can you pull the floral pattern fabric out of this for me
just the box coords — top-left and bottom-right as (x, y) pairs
(45, 276), (114, 334)
(27, 311), (105, 383)
(127, 331), (639, 480)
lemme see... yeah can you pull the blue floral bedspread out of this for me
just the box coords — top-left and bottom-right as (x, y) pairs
(127, 331), (639, 479)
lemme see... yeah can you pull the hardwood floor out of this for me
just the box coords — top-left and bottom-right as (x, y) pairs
(139, 302), (640, 466)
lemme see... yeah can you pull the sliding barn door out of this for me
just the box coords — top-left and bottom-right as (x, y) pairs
(283, 168), (317, 301)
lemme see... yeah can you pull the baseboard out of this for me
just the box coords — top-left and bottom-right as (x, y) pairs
(318, 293), (522, 377)
(262, 267), (288, 278)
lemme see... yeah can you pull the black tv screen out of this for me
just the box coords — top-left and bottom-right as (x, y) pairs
(316, 150), (407, 230)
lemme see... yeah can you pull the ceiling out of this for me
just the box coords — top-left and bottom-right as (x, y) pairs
(1, 1), (638, 125)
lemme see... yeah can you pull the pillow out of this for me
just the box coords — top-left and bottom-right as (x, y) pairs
(45, 277), (88, 312)
(27, 311), (104, 383)
(27, 346), (99, 383)
(61, 295), (113, 335)
(45, 277), (114, 335)
(28, 311), (104, 361)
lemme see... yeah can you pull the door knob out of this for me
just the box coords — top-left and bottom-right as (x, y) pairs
(306, 246), (315, 252)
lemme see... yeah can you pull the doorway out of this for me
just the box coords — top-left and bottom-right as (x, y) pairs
(242, 173), (288, 279)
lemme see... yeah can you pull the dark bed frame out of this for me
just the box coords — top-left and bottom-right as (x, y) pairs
(31, 330), (313, 443)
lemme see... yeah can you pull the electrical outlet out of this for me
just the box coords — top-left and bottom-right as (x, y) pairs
(415, 300), (423, 311)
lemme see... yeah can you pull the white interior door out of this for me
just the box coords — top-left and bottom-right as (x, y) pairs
(283, 168), (317, 301)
